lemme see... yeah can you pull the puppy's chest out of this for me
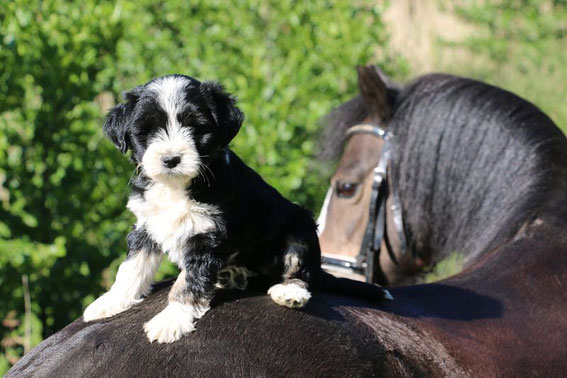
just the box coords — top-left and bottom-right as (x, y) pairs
(127, 183), (219, 264)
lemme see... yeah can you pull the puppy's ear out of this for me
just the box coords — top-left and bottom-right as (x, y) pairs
(103, 86), (143, 153)
(200, 81), (244, 146)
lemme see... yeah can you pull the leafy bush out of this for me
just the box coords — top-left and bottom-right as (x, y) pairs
(445, 0), (567, 131)
(0, 0), (399, 370)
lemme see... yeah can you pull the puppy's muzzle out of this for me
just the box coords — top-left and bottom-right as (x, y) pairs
(162, 155), (181, 169)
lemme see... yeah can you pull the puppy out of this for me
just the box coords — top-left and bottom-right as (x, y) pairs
(83, 75), (324, 343)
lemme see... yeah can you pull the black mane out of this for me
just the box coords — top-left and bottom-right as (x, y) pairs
(390, 74), (567, 262)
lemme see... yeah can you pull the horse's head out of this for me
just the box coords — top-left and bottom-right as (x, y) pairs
(317, 65), (410, 283)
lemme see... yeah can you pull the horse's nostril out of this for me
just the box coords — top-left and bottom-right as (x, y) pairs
(162, 156), (181, 169)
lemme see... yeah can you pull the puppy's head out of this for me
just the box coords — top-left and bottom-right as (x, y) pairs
(104, 75), (244, 183)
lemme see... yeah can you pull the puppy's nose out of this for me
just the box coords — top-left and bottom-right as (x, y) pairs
(162, 155), (181, 169)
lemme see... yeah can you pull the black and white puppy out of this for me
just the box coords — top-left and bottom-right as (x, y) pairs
(83, 75), (324, 343)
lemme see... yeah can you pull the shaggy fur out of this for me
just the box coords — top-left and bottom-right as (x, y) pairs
(83, 74), (322, 343)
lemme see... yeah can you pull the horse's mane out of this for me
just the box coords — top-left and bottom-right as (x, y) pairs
(319, 73), (567, 263)
(390, 74), (567, 262)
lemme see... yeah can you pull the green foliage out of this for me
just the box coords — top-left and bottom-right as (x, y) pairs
(0, 1), (134, 368)
(0, 0), (399, 371)
(0, 239), (64, 367)
(445, 0), (567, 131)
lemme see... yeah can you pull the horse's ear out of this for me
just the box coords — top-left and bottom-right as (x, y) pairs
(103, 86), (143, 154)
(357, 65), (397, 121)
(200, 81), (244, 146)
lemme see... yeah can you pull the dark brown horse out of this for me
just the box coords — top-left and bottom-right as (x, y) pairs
(8, 67), (567, 377)
(318, 66), (567, 287)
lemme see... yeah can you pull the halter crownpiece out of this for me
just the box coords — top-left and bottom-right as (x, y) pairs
(321, 123), (408, 284)
(345, 124), (394, 140)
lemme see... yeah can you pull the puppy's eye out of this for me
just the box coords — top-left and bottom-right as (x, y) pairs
(335, 181), (359, 198)
(136, 110), (167, 135)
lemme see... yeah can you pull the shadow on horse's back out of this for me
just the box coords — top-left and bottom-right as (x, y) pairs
(8, 68), (567, 377)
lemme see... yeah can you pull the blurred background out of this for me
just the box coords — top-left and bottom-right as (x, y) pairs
(0, 0), (565, 371)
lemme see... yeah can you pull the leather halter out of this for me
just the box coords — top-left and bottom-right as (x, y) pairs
(321, 124), (408, 283)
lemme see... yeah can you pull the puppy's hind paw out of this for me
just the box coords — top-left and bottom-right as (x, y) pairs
(215, 265), (253, 290)
(144, 302), (196, 343)
(268, 282), (311, 309)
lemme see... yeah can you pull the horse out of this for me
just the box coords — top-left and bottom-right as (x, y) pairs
(318, 66), (567, 286)
(8, 66), (567, 377)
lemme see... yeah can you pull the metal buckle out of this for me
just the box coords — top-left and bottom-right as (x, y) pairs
(321, 254), (367, 281)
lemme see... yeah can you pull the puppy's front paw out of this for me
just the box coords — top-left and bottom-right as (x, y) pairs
(268, 282), (311, 309)
(144, 302), (196, 343)
(83, 292), (140, 322)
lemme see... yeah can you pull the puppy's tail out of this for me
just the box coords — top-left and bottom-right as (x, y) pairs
(319, 271), (394, 302)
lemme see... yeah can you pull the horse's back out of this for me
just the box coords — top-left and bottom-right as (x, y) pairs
(7, 284), (393, 377)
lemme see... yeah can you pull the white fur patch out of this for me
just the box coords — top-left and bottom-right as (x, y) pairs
(127, 182), (219, 266)
(144, 301), (209, 343)
(268, 282), (311, 309)
(147, 76), (189, 119)
(83, 251), (162, 321)
(284, 250), (301, 275)
(142, 76), (201, 183)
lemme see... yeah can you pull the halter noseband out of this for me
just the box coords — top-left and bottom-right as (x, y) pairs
(321, 123), (407, 283)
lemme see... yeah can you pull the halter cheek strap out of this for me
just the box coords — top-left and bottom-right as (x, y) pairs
(321, 123), (408, 284)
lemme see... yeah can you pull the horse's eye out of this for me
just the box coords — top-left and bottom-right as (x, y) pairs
(335, 181), (359, 198)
